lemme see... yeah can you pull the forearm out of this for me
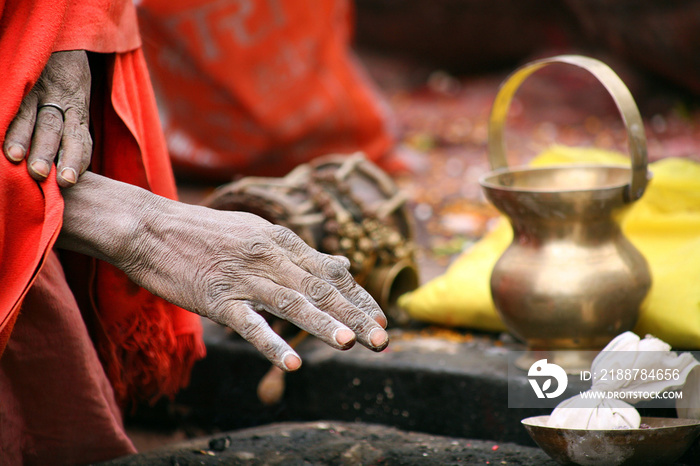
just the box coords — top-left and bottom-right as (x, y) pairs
(57, 170), (221, 313)
(56, 171), (166, 268)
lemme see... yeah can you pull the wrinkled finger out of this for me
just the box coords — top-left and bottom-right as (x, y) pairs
(56, 107), (92, 187)
(251, 277), (360, 351)
(213, 301), (301, 371)
(321, 258), (389, 329)
(3, 94), (38, 163)
(27, 104), (65, 181)
(270, 225), (387, 327)
(268, 260), (388, 351)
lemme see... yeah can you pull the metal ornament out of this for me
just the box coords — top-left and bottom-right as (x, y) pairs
(38, 102), (66, 121)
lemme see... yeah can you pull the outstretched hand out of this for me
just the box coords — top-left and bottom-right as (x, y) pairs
(58, 173), (389, 371)
(125, 208), (391, 371)
(3, 50), (92, 188)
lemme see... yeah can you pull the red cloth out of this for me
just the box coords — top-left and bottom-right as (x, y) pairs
(0, 160), (61, 355)
(137, 0), (398, 181)
(0, 0), (205, 407)
(0, 0), (67, 356)
(1, 253), (137, 464)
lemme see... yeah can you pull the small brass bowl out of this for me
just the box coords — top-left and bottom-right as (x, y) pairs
(522, 415), (700, 466)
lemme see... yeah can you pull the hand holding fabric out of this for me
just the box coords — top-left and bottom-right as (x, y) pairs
(3, 50), (92, 188)
(57, 172), (389, 371)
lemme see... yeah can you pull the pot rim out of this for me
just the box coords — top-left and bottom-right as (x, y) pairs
(478, 163), (650, 195)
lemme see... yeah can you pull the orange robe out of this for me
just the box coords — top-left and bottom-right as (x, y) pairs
(137, 0), (399, 181)
(0, 0), (205, 463)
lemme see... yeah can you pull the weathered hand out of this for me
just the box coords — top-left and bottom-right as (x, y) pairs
(127, 208), (390, 371)
(3, 50), (92, 188)
(58, 173), (389, 371)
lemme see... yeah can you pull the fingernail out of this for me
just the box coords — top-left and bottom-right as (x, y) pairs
(282, 352), (301, 371)
(369, 328), (388, 348)
(334, 328), (355, 348)
(30, 160), (50, 178)
(6, 144), (24, 162)
(373, 313), (388, 329)
(60, 167), (77, 184)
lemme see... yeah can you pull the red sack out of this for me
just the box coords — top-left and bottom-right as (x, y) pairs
(137, 0), (396, 181)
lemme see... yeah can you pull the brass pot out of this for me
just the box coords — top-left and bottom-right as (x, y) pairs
(480, 55), (651, 353)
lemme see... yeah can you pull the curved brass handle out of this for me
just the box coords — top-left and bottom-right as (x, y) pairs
(487, 55), (648, 202)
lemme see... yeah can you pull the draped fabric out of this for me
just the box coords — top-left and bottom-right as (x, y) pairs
(137, 0), (398, 181)
(0, 0), (205, 414)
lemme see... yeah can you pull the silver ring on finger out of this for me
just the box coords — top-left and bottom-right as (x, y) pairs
(37, 103), (65, 122)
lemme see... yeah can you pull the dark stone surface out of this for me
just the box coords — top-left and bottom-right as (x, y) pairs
(147, 322), (555, 446)
(128, 322), (600, 445)
(102, 420), (557, 465)
(122, 322), (697, 464)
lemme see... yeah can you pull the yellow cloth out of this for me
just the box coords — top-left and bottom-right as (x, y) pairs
(399, 146), (700, 348)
